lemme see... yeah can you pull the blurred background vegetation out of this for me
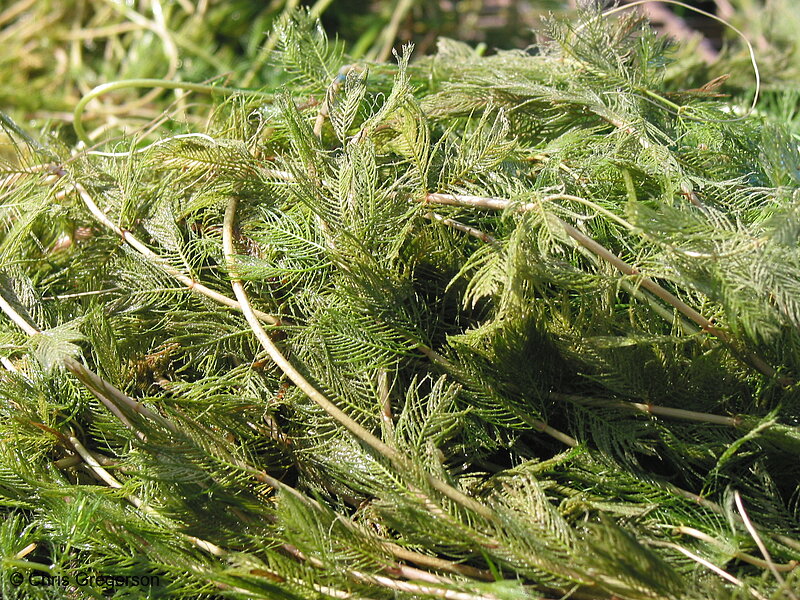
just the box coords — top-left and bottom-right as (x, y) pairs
(0, 0), (798, 147)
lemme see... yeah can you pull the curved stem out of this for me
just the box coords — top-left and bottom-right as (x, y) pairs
(675, 525), (799, 574)
(73, 79), (274, 145)
(662, 541), (768, 600)
(595, 0), (761, 122)
(734, 491), (799, 600)
(223, 195), (494, 521)
(70, 181), (280, 326)
(0, 285), (164, 436)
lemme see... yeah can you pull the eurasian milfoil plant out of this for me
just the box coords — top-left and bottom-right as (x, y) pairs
(0, 7), (799, 600)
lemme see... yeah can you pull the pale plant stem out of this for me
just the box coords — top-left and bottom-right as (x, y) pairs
(0, 277), (170, 437)
(42, 287), (121, 300)
(667, 484), (800, 554)
(377, 368), (394, 436)
(223, 205), (397, 459)
(86, 132), (216, 157)
(349, 571), (500, 600)
(0, 289), (37, 336)
(427, 192), (635, 231)
(0, 0), (36, 28)
(557, 219), (782, 382)
(73, 79), (273, 146)
(67, 370), (141, 436)
(675, 526), (799, 573)
(57, 21), (144, 41)
(734, 491), (799, 600)
(549, 194), (636, 231)
(382, 543), (493, 581)
(551, 392), (739, 426)
(69, 435), (137, 496)
(576, 245), (699, 335)
(424, 212), (499, 245)
(559, 219), (704, 325)
(54, 451), (116, 469)
(63, 356), (176, 433)
(529, 419), (578, 448)
(68, 180), (280, 325)
(426, 193), (509, 211)
(13, 542), (36, 560)
(423, 192), (785, 384)
(223, 195), (495, 521)
(662, 542), (768, 600)
(281, 541), (500, 599)
(378, 564), (450, 586)
(376, 0), (415, 63)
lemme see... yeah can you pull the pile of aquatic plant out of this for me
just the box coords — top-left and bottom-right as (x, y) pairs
(1, 7), (798, 600)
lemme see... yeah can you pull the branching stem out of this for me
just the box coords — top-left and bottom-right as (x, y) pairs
(423, 191), (787, 384)
(223, 195), (495, 521)
(68, 180), (280, 325)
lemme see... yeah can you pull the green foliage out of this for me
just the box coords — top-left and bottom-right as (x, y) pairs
(0, 7), (799, 600)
